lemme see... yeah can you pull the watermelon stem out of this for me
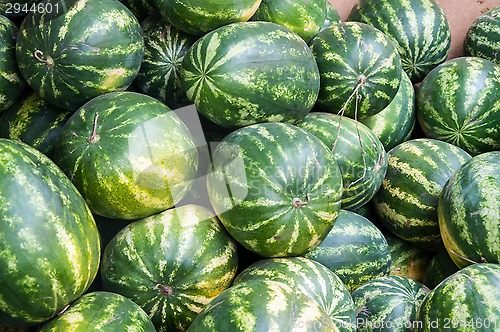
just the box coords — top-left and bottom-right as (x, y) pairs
(292, 193), (310, 208)
(448, 249), (481, 265)
(155, 283), (173, 296)
(33, 50), (54, 68)
(88, 113), (100, 144)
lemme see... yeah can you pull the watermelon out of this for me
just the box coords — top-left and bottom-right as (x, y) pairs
(416, 56), (500, 155)
(53, 91), (199, 220)
(206, 122), (343, 258)
(0, 15), (25, 112)
(100, 204), (238, 331)
(385, 234), (432, 283)
(118, 0), (156, 21)
(348, 0), (451, 83)
(0, 91), (71, 157)
(422, 250), (459, 289)
(321, 1), (341, 30)
(15, 0), (144, 111)
(416, 263), (500, 332)
(135, 14), (198, 110)
(251, 0), (326, 42)
(309, 22), (402, 119)
(438, 151), (500, 268)
(297, 112), (387, 210)
(0, 139), (100, 326)
(304, 209), (392, 292)
(352, 275), (429, 331)
(373, 138), (472, 252)
(181, 21), (320, 128)
(464, 6), (500, 65)
(154, 0), (261, 36)
(187, 279), (337, 331)
(38, 291), (155, 331)
(360, 71), (416, 151)
(233, 257), (356, 331)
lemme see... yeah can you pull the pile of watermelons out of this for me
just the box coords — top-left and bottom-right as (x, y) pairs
(0, 0), (499, 330)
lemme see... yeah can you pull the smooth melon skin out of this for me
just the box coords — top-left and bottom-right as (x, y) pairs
(0, 139), (101, 327)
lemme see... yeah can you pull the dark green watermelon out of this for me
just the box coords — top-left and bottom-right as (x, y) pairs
(386, 234), (432, 283)
(15, 0), (144, 111)
(0, 15), (25, 112)
(464, 6), (500, 65)
(207, 122), (343, 258)
(38, 291), (155, 331)
(53, 91), (199, 220)
(310, 22), (402, 119)
(101, 204), (238, 331)
(181, 21), (320, 128)
(0, 139), (100, 326)
(422, 250), (459, 289)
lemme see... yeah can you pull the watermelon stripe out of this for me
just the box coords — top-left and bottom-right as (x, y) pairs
(464, 7), (500, 65)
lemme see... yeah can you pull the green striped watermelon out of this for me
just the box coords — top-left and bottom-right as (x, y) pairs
(154, 0), (261, 36)
(53, 91), (199, 220)
(310, 22), (402, 119)
(464, 7), (500, 65)
(39, 291), (155, 331)
(416, 263), (500, 332)
(118, 0), (156, 21)
(347, 0), (451, 83)
(297, 112), (387, 210)
(206, 122), (343, 258)
(304, 209), (392, 292)
(135, 14), (198, 110)
(187, 279), (337, 331)
(360, 71), (416, 151)
(15, 0), (144, 111)
(181, 21), (320, 128)
(0, 15), (25, 112)
(438, 151), (500, 268)
(416, 57), (500, 155)
(251, 0), (326, 42)
(352, 275), (429, 331)
(0, 139), (100, 326)
(422, 250), (459, 289)
(0, 91), (71, 157)
(321, 1), (341, 30)
(373, 138), (472, 252)
(233, 257), (356, 331)
(100, 204), (238, 331)
(385, 234), (432, 283)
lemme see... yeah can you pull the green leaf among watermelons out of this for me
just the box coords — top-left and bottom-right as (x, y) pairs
(417, 263), (500, 332)
(352, 275), (429, 332)
(422, 250), (459, 289)
(233, 257), (356, 331)
(53, 91), (199, 220)
(15, 0), (144, 111)
(38, 291), (155, 331)
(207, 122), (343, 258)
(187, 280), (338, 332)
(0, 15), (25, 112)
(154, 0), (261, 36)
(310, 22), (402, 119)
(181, 21), (320, 128)
(348, 0), (451, 83)
(0, 91), (71, 157)
(100, 204), (238, 331)
(304, 209), (392, 292)
(416, 57), (500, 155)
(135, 14), (198, 109)
(438, 151), (500, 268)
(360, 71), (415, 151)
(0, 139), (100, 326)
(251, 0), (326, 43)
(464, 6), (500, 65)
(297, 112), (387, 210)
(373, 138), (472, 252)
(385, 234), (432, 283)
